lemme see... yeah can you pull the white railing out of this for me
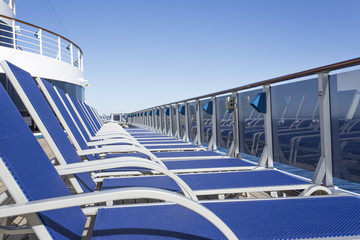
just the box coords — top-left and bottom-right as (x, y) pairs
(0, 14), (83, 70)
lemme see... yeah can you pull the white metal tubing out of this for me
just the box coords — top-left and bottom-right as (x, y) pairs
(56, 159), (197, 200)
(0, 188), (238, 239)
(3, 17), (82, 67)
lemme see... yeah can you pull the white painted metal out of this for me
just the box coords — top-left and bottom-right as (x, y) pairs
(0, 188), (238, 240)
(0, 46), (83, 86)
(55, 159), (197, 200)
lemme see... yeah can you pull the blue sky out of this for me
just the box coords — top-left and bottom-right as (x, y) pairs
(16, 0), (360, 114)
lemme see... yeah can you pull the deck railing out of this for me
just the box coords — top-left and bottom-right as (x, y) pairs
(128, 57), (360, 192)
(0, 14), (83, 70)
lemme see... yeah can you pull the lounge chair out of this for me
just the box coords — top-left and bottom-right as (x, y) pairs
(1, 60), (328, 198)
(0, 81), (359, 239)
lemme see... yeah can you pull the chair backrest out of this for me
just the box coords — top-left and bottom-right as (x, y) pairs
(80, 101), (101, 130)
(0, 75), (86, 239)
(1, 61), (96, 193)
(54, 86), (93, 143)
(67, 94), (100, 137)
(38, 78), (98, 161)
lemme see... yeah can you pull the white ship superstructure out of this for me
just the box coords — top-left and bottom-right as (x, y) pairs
(0, 0), (85, 126)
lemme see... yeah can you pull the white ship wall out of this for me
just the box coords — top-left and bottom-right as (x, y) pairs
(0, 46), (84, 85)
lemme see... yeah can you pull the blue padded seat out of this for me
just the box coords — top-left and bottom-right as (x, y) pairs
(145, 144), (199, 150)
(93, 196), (360, 239)
(101, 170), (309, 192)
(138, 140), (186, 144)
(153, 151), (222, 158)
(104, 158), (255, 172)
(164, 158), (255, 170)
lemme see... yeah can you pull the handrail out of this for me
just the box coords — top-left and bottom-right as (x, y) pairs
(145, 57), (360, 109)
(0, 14), (82, 55)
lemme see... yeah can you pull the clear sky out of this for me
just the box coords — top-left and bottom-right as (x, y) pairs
(15, 0), (360, 114)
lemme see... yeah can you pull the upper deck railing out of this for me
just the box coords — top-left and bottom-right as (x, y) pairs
(128, 57), (360, 193)
(0, 14), (83, 70)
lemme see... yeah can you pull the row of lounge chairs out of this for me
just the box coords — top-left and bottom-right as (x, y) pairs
(0, 60), (359, 239)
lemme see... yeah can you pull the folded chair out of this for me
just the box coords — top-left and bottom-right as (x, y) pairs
(0, 80), (359, 239)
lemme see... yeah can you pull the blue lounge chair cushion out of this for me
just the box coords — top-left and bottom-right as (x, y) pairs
(0, 74), (86, 239)
(101, 170), (309, 192)
(153, 151), (222, 158)
(5, 62), (96, 192)
(93, 196), (360, 239)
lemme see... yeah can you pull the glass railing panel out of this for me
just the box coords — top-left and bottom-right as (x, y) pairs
(330, 69), (360, 190)
(216, 94), (232, 149)
(271, 78), (320, 172)
(200, 98), (212, 145)
(188, 101), (197, 141)
(238, 88), (264, 156)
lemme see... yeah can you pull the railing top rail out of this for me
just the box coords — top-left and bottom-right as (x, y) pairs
(146, 57), (360, 110)
(0, 14), (83, 55)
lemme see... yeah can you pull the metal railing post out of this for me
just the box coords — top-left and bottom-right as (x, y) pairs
(70, 43), (74, 65)
(57, 36), (61, 60)
(11, 19), (15, 49)
(175, 104), (181, 139)
(312, 72), (333, 186)
(77, 49), (81, 68)
(38, 29), (43, 55)
(258, 85), (274, 168)
(228, 92), (240, 157)
(169, 106), (174, 136)
(162, 107), (166, 134)
(194, 100), (202, 146)
(158, 108), (162, 133)
(183, 102), (190, 142)
(207, 96), (218, 151)
(154, 109), (158, 132)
